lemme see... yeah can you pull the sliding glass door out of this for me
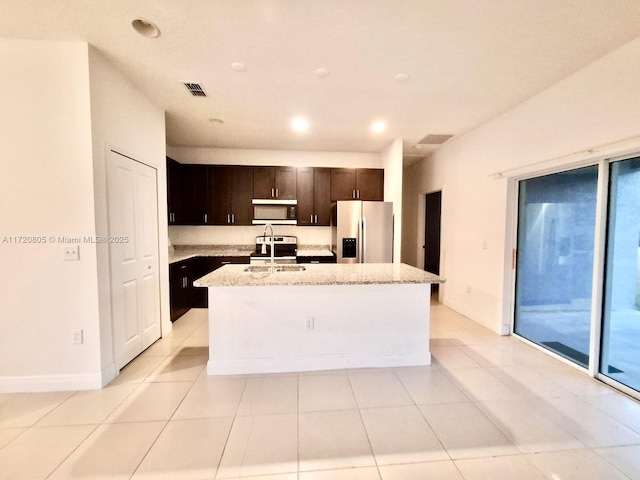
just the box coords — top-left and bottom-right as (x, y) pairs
(514, 166), (599, 367)
(601, 156), (640, 391)
(514, 156), (640, 396)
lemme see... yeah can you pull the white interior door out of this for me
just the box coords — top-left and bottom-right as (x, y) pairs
(107, 150), (161, 369)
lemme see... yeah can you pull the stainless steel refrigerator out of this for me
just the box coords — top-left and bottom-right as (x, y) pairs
(332, 201), (393, 263)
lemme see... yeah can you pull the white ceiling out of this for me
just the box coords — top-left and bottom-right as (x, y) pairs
(2, 1), (640, 163)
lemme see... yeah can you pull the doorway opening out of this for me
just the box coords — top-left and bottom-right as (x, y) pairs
(424, 191), (442, 295)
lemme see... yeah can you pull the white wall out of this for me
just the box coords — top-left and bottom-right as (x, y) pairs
(0, 39), (101, 391)
(88, 46), (167, 384)
(0, 40), (167, 393)
(401, 155), (446, 271)
(166, 147), (383, 247)
(169, 225), (332, 247)
(403, 34), (640, 334)
(167, 147), (381, 168)
(380, 139), (403, 262)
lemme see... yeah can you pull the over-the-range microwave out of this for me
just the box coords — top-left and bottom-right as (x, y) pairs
(251, 199), (297, 225)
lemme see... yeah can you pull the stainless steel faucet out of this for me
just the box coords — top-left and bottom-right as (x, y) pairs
(262, 223), (275, 272)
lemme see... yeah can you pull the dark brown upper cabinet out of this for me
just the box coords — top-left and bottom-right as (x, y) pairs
(330, 168), (384, 202)
(355, 168), (384, 201)
(167, 160), (209, 225)
(297, 167), (332, 226)
(167, 157), (182, 225)
(253, 166), (297, 200)
(208, 166), (253, 225)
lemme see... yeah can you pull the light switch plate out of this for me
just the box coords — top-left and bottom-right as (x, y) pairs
(64, 245), (79, 261)
(71, 329), (83, 344)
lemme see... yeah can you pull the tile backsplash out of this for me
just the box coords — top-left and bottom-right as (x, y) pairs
(168, 225), (332, 246)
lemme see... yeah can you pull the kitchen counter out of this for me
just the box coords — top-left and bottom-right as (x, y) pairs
(169, 244), (334, 263)
(169, 244), (254, 263)
(201, 262), (443, 376)
(195, 262), (444, 287)
(296, 245), (334, 257)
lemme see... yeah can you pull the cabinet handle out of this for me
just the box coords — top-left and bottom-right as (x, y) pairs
(310, 214), (313, 223)
(315, 214), (318, 224)
(357, 190), (361, 199)
(271, 188), (274, 198)
(226, 213), (230, 224)
(232, 214), (235, 224)
(204, 213), (208, 223)
(275, 188), (279, 198)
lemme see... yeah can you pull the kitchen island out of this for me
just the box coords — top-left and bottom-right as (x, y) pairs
(194, 263), (444, 375)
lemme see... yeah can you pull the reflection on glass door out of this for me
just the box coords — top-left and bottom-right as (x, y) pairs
(601, 157), (640, 390)
(514, 166), (598, 367)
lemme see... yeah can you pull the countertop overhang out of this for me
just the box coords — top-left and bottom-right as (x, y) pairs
(194, 262), (445, 288)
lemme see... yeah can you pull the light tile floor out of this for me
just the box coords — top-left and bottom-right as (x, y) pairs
(2, 304), (640, 479)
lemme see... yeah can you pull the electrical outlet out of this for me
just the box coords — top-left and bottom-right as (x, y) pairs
(64, 245), (79, 261)
(71, 329), (83, 344)
(305, 317), (315, 331)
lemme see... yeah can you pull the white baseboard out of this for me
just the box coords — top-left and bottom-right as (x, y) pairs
(0, 372), (104, 393)
(207, 352), (432, 376)
(445, 299), (503, 335)
(100, 362), (117, 387)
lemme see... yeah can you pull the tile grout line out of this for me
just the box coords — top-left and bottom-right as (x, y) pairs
(123, 313), (208, 479)
(345, 371), (382, 478)
(395, 367), (454, 465)
(211, 368), (251, 479)
(43, 422), (101, 479)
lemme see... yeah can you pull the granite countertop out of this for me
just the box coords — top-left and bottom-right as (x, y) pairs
(169, 244), (334, 263)
(194, 262), (445, 287)
(295, 246), (335, 257)
(169, 245), (255, 263)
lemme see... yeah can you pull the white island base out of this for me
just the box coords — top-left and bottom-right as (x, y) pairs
(206, 282), (432, 375)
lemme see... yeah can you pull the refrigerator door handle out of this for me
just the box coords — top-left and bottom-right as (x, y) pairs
(360, 217), (366, 263)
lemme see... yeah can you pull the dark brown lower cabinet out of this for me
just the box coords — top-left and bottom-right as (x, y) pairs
(169, 260), (192, 322)
(169, 255), (250, 321)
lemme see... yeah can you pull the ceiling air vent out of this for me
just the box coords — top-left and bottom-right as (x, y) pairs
(183, 82), (206, 97)
(418, 134), (454, 145)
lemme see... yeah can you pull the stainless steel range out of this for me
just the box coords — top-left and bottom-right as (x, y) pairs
(249, 235), (298, 265)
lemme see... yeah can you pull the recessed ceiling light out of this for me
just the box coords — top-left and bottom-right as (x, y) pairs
(231, 62), (247, 72)
(371, 121), (386, 133)
(315, 68), (329, 77)
(131, 18), (161, 38)
(395, 73), (410, 82)
(291, 117), (309, 132)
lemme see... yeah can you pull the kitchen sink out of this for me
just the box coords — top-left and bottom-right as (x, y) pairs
(244, 265), (306, 273)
